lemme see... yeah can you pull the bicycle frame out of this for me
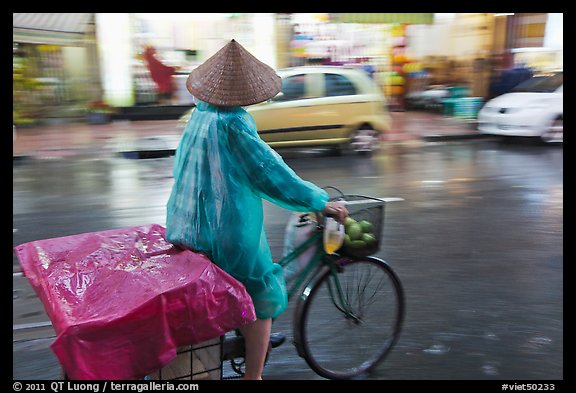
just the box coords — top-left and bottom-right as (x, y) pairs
(225, 197), (405, 379)
(277, 221), (357, 319)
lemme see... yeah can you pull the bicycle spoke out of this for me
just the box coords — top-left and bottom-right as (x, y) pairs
(341, 265), (388, 321)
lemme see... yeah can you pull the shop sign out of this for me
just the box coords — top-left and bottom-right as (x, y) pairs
(331, 13), (434, 25)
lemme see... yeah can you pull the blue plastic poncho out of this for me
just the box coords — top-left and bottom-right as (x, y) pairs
(166, 101), (329, 319)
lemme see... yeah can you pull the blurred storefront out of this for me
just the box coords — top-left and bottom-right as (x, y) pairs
(89, 12), (561, 112)
(14, 13), (285, 121)
(95, 13), (438, 112)
(14, 13), (562, 124)
(285, 13), (436, 110)
(402, 13), (562, 116)
(406, 14), (497, 100)
(13, 13), (101, 125)
(95, 13), (278, 108)
(507, 13), (563, 72)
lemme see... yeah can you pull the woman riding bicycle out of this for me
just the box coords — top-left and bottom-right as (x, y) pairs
(165, 39), (348, 380)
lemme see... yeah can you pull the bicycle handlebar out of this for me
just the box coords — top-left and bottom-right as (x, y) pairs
(341, 197), (405, 205)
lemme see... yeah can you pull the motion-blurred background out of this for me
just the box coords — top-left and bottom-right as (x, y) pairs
(13, 13), (563, 126)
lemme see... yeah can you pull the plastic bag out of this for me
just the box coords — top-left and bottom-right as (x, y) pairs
(282, 212), (319, 281)
(13, 224), (256, 380)
(323, 217), (345, 254)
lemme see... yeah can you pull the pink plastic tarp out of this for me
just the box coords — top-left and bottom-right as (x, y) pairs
(14, 224), (256, 380)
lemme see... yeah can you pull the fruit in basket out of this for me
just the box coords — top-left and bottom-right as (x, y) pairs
(358, 219), (374, 233)
(346, 222), (363, 241)
(350, 240), (367, 249)
(344, 217), (357, 229)
(343, 234), (352, 247)
(341, 216), (378, 254)
(362, 233), (377, 246)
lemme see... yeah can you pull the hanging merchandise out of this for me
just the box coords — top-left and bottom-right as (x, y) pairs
(388, 24), (408, 111)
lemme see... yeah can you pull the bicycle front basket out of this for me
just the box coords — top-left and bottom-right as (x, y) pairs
(332, 194), (385, 258)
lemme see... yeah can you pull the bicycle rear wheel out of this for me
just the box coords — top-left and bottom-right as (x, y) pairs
(294, 256), (404, 379)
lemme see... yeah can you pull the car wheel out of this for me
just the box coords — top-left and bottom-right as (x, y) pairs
(541, 116), (563, 143)
(350, 126), (380, 154)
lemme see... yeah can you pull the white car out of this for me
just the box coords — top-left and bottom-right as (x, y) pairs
(477, 72), (563, 143)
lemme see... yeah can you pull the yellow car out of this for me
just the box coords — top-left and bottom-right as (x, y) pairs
(179, 66), (391, 154)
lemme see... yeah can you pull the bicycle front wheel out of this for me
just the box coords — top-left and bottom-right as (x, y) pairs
(294, 256), (404, 379)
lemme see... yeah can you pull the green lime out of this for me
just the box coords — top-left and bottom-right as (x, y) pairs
(346, 223), (363, 240)
(350, 240), (367, 249)
(343, 234), (352, 246)
(344, 217), (357, 229)
(359, 220), (374, 233)
(362, 233), (377, 245)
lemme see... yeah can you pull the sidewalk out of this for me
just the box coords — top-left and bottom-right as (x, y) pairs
(13, 119), (183, 160)
(13, 111), (484, 160)
(387, 110), (481, 142)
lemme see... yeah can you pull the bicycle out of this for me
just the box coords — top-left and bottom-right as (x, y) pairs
(220, 187), (406, 380)
(57, 188), (404, 381)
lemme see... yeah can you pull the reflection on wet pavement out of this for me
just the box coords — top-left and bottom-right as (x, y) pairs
(13, 140), (562, 380)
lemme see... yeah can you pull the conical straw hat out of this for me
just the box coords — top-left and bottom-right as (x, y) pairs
(186, 39), (281, 107)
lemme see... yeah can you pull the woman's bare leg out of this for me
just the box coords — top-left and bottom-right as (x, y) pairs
(240, 318), (272, 380)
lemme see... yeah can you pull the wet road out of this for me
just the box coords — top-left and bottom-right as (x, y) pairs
(13, 138), (563, 380)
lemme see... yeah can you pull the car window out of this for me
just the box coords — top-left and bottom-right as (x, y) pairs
(511, 72), (563, 93)
(273, 74), (306, 101)
(324, 73), (357, 97)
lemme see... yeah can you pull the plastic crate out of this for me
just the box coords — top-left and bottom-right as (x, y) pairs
(448, 86), (470, 98)
(443, 97), (483, 119)
(453, 97), (483, 119)
(151, 336), (224, 380)
(442, 98), (459, 116)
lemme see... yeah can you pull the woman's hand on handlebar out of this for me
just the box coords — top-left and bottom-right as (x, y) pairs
(322, 201), (349, 224)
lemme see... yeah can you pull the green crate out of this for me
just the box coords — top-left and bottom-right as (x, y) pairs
(453, 97), (483, 119)
(448, 86), (470, 98)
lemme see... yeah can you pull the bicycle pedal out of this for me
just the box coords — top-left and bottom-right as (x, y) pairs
(222, 336), (245, 360)
(270, 332), (286, 349)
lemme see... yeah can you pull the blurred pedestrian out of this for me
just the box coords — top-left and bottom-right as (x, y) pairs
(165, 39), (348, 380)
(143, 45), (178, 104)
